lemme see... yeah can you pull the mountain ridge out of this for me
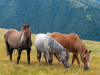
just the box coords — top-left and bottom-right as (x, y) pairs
(0, 0), (100, 41)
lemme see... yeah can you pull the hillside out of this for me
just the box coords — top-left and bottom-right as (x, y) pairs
(94, 0), (100, 3)
(77, 0), (100, 8)
(0, 0), (100, 41)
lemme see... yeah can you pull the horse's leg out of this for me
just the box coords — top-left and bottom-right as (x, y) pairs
(54, 53), (60, 63)
(27, 48), (31, 65)
(72, 53), (76, 65)
(37, 50), (41, 63)
(72, 52), (80, 67)
(44, 52), (47, 63)
(17, 49), (22, 64)
(50, 53), (54, 65)
(75, 52), (80, 67)
(46, 51), (51, 65)
(9, 48), (14, 61)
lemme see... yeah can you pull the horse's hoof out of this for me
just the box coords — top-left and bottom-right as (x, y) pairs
(58, 61), (60, 63)
(10, 60), (12, 62)
(71, 63), (73, 65)
(17, 62), (19, 65)
(79, 65), (81, 67)
(49, 63), (52, 65)
(15, 63), (18, 65)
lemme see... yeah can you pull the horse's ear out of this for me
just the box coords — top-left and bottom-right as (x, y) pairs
(89, 50), (92, 53)
(85, 50), (87, 54)
(28, 24), (30, 28)
(22, 24), (24, 27)
(67, 49), (69, 52)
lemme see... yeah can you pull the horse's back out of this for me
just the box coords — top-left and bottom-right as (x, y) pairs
(48, 32), (70, 49)
(48, 32), (79, 52)
(4, 29), (21, 48)
(35, 34), (47, 52)
(5, 29), (19, 38)
(35, 34), (46, 44)
(48, 32), (62, 38)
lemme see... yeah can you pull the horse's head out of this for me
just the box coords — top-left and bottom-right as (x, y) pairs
(81, 50), (91, 70)
(60, 49), (69, 68)
(20, 24), (31, 44)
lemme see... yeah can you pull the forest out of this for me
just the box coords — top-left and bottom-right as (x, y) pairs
(0, 0), (100, 41)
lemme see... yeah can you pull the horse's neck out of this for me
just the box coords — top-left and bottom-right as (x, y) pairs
(53, 40), (63, 52)
(59, 50), (66, 56)
(47, 36), (62, 53)
(72, 36), (82, 56)
(28, 29), (31, 39)
(19, 31), (23, 39)
(59, 51), (63, 56)
(26, 38), (31, 44)
(76, 43), (87, 56)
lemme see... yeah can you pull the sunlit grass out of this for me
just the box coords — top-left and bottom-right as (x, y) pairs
(0, 28), (100, 75)
(69, 0), (87, 8)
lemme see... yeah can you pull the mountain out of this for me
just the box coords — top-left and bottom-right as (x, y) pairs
(0, 0), (100, 41)
(94, 0), (100, 3)
(77, 0), (100, 9)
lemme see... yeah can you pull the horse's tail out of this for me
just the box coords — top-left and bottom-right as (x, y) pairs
(4, 33), (10, 57)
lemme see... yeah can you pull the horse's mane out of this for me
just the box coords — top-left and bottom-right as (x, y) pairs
(28, 27), (32, 39)
(46, 35), (66, 53)
(71, 33), (87, 55)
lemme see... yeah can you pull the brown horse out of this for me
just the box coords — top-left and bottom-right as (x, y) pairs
(47, 32), (91, 70)
(4, 24), (32, 64)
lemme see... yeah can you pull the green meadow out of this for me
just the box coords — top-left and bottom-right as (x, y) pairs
(0, 28), (100, 75)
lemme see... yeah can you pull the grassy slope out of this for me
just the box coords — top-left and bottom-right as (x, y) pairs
(0, 28), (100, 75)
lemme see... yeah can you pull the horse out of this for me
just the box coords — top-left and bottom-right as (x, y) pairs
(4, 24), (32, 64)
(35, 34), (69, 68)
(47, 32), (91, 70)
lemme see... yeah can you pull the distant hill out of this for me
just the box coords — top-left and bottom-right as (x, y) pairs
(77, 0), (100, 8)
(0, 0), (100, 41)
(94, 0), (100, 3)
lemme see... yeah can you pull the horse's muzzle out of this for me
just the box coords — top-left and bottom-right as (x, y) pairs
(84, 66), (89, 70)
(20, 39), (25, 44)
(65, 65), (69, 68)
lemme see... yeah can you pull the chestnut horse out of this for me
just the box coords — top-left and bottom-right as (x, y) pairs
(47, 32), (91, 70)
(4, 24), (32, 64)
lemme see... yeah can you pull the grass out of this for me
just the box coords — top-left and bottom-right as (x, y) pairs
(0, 28), (100, 75)
(86, 14), (92, 21)
(69, 0), (86, 8)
